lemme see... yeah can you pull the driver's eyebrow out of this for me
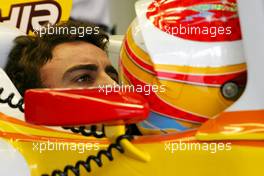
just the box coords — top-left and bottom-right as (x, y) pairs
(62, 64), (98, 80)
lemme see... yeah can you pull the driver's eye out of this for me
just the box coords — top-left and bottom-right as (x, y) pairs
(108, 73), (119, 83)
(74, 74), (95, 84)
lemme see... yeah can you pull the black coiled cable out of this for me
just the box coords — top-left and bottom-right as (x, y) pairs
(42, 134), (133, 176)
(0, 87), (24, 113)
(62, 125), (105, 138)
(0, 87), (134, 176)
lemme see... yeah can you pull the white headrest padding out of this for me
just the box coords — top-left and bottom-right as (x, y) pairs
(108, 35), (123, 69)
(0, 68), (24, 120)
(0, 23), (25, 68)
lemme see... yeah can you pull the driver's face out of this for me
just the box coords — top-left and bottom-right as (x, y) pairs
(40, 41), (118, 88)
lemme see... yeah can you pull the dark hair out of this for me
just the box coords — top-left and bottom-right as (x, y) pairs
(4, 20), (109, 95)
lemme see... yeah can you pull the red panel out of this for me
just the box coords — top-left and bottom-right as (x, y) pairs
(24, 88), (150, 126)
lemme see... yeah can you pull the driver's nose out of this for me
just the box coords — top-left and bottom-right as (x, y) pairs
(94, 72), (117, 87)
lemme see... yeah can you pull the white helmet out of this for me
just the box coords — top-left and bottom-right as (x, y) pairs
(119, 0), (246, 134)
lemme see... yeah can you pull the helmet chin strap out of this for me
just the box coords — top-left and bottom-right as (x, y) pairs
(228, 0), (264, 112)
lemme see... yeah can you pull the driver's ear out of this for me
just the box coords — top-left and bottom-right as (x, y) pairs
(5, 35), (42, 96)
